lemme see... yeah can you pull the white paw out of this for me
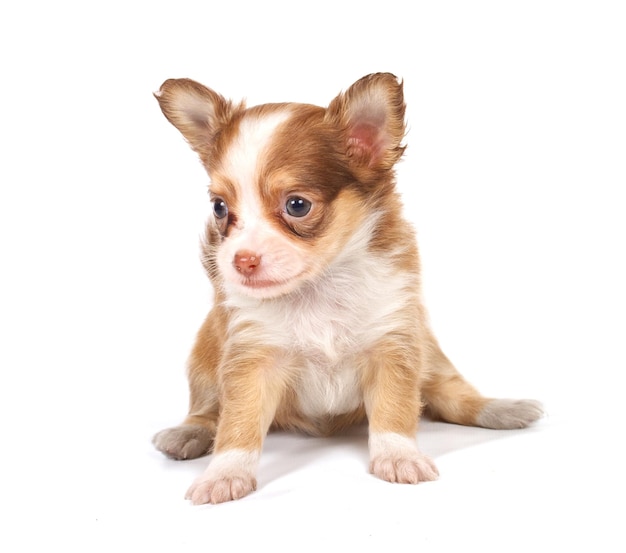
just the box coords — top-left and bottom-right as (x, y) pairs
(185, 474), (257, 505)
(185, 449), (260, 505)
(369, 432), (439, 484)
(370, 452), (439, 483)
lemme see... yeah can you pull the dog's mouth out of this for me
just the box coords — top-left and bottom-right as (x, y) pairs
(241, 278), (283, 289)
(233, 273), (304, 299)
(220, 248), (310, 299)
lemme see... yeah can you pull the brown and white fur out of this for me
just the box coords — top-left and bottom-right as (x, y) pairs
(152, 73), (543, 505)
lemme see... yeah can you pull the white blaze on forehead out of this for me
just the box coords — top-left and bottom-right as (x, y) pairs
(221, 109), (293, 223)
(215, 107), (306, 293)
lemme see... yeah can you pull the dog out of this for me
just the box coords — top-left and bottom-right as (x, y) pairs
(152, 73), (543, 505)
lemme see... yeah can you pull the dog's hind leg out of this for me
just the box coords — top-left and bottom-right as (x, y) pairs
(152, 309), (224, 460)
(152, 376), (219, 460)
(421, 331), (543, 429)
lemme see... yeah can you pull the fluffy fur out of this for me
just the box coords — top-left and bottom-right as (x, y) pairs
(152, 73), (543, 504)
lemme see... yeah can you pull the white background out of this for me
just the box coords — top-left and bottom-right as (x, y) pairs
(1, 1), (624, 551)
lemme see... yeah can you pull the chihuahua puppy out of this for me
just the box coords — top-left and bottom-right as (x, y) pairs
(153, 73), (543, 505)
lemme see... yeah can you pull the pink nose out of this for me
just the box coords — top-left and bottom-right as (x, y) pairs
(233, 250), (261, 275)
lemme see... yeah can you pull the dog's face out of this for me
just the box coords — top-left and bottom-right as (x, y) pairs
(207, 104), (365, 299)
(155, 74), (407, 299)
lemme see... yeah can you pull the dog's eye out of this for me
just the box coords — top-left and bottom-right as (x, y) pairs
(213, 198), (228, 219)
(285, 197), (312, 218)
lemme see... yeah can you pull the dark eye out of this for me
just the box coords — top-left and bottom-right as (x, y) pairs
(213, 198), (228, 219)
(285, 197), (312, 217)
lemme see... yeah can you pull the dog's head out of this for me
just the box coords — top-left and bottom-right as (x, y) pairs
(155, 73), (406, 299)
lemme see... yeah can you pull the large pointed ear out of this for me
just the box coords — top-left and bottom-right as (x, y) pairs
(326, 73), (406, 171)
(154, 78), (243, 157)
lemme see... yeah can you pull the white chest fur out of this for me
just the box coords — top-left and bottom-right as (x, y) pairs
(225, 224), (416, 418)
(296, 354), (362, 417)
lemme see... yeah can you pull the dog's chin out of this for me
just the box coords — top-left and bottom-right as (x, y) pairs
(228, 276), (302, 300)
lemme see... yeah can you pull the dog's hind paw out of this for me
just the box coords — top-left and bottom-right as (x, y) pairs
(152, 424), (213, 460)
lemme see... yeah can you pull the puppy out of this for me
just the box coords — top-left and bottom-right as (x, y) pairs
(152, 73), (543, 505)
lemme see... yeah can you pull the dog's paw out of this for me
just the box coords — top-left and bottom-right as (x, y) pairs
(185, 450), (260, 505)
(186, 474), (257, 505)
(152, 424), (213, 460)
(476, 399), (544, 429)
(370, 452), (439, 483)
(369, 432), (439, 484)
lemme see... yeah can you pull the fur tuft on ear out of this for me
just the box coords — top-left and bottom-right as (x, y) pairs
(154, 78), (244, 157)
(326, 73), (406, 171)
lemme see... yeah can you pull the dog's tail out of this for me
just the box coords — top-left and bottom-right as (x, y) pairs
(421, 332), (543, 429)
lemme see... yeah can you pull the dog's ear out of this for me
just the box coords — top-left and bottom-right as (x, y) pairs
(327, 73), (406, 171)
(154, 78), (242, 157)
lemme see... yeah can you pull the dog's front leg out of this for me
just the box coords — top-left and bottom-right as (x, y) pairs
(362, 338), (439, 484)
(186, 346), (286, 505)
